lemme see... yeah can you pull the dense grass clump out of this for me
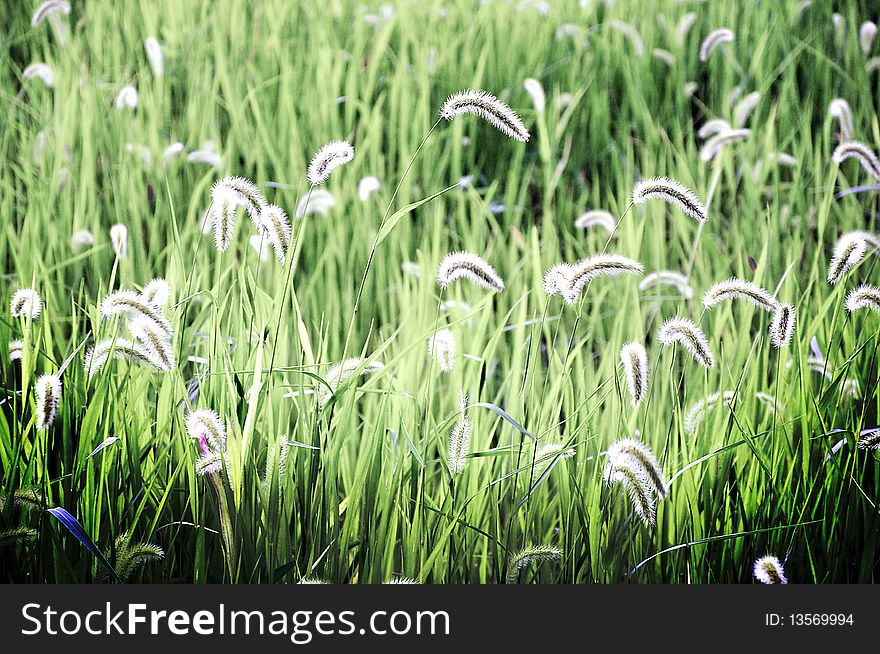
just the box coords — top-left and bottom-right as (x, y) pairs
(1, 0), (880, 583)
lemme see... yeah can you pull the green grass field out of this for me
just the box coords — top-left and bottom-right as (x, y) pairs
(1, 0), (879, 584)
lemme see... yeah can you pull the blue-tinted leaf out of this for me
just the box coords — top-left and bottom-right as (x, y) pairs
(48, 507), (122, 583)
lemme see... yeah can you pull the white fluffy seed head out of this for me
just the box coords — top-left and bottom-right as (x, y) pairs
(633, 177), (708, 223)
(861, 21), (878, 55)
(35, 373), (62, 430)
(11, 288), (42, 320)
(828, 99), (854, 142)
(100, 290), (173, 337)
(114, 85), (139, 110)
(684, 391), (735, 434)
(440, 89), (530, 142)
(769, 304), (796, 348)
(559, 254), (644, 305)
(427, 328), (456, 374)
(437, 251), (505, 292)
(523, 78), (546, 112)
(831, 140), (880, 180)
(358, 176), (381, 201)
(574, 210), (616, 233)
(23, 62), (54, 87)
(697, 118), (732, 140)
(71, 229), (95, 252)
(753, 555), (787, 584)
(128, 316), (175, 371)
(142, 278), (171, 306)
(307, 140), (355, 185)
(606, 439), (667, 499)
(9, 340), (24, 362)
(212, 176), (266, 229)
(144, 37), (164, 77)
(845, 285), (880, 314)
(209, 186), (240, 251)
(543, 263), (573, 298)
(699, 128), (751, 162)
(828, 232), (869, 285)
(318, 358), (384, 407)
(186, 408), (226, 451)
(657, 317), (714, 367)
(447, 391), (471, 476)
(639, 271), (694, 299)
(699, 28), (734, 62)
(110, 224), (128, 259)
(84, 338), (163, 379)
(295, 189), (336, 218)
(676, 12), (697, 42)
(733, 92), (761, 128)
(31, 1), (70, 27)
(603, 447), (658, 528)
(608, 20), (645, 57)
(702, 278), (780, 312)
(505, 544), (561, 584)
(620, 342), (649, 408)
(258, 204), (292, 263)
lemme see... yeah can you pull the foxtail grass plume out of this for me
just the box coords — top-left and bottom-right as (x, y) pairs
(657, 317), (714, 367)
(697, 118), (731, 139)
(358, 176), (381, 201)
(31, 1), (70, 27)
(35, 373), (62, 430)
(437, 251), (505, 292)
(862, 21), (878, 55)
(827, 232), (868, 284)
(769, 304), (796, 348)
(549, 254), (644, 305)
(307, 140), (354, 185)
(606, 439), (668, 499)
(11, 288), (41, 320)
(684, 391), (735, 434)
(84, 338), (165, 379)
(318, 358), (384, 407)
(440, 89), (530, 142)
(753, 555), (787, 584)
(733, 92), (761, 127)
(699, 28), (734, 62)
(608, 20), (645, 57)
(9, 340), (24, 363)
(114, 85), (139, 110)
(113, 534), (165, 582)
(258, 204), (292, 263)
(23, 63), (54, 87)
(447, 391), (472, 476)
(700, 128), (751, 162)
(603, 443), (658, 527)
(652, 48), (675, 67)
(427, 328), (456, 374)
(210, 185), (241, 251)
(385, 577), (419, 585)
(620, 342), (649, 408)
(845, 285), (880, 314)
(828, 99), (854, 141)
(128, 317), (175, 371)
(505, 545), (561, 584)
(676, 12), (697, 42)
(532, 442), (576, 477)
(523, 78), (545, 112)
(574, 210), (616, 233)
(71, 229), (95, 252)
(186, 408), (227, 476)
(144, 37), (164, 76)
(831, 140), (880, 180)
(142, 278), (171, 306)
(110, 224), (128, 259)
(101, 290), (173, 336)
(633, 177), (708, 223)
(295, 189), (336, 218)
(212, 176), (267, 230)
(702, 278), (779, 312)
(639, 271), (694, 299)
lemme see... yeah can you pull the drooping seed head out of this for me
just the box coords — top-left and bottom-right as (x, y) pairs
(212, 176), (266, 229)
(543, 263), (573, 298)
(753, 555), (787, 584)
(71, 229), (95, 252)
(185, 408), (226, 451)
(114, 85), (139, 110)
(604, 453), (657, 527)
(608, 20), (645, 57)
(35, 373), (62, 430)
(258, 204), (292, 263)
(733, 92), (761, 128)
(358, 176), (381, 201)
(676, 12), (697, 42)
(633, 176), (708, 223)
(702, 278), (780, 312)
(101, 290), (173, 337)
(31, 1), (70, 27)
(606, 439), (667, 499)
(651, 48), (675, 67)
(523, 78), (545, 112)
(110, 224), (128, 259)
(9, 340), (24, 363)
(684, 391), (736, 434)
(831, 140), (880, 180)
(128, 316), (175, 371)
(437, 251), (505, 292)
(142, 278), (171, 306)
(144, 37), (164, 77)
(84, 338), (166, 379)
(827, 232), (869, 284)
(318, 358), (384, 406)
(561, 254), (644, 305)
(23, 62), (54, 87)
(505, 545), (561, 584)
(295, 189), (336, 218)
(769, 304), (796, 348)
(657, 317), (715, 367)
(699, 28), (734, 62)
(574, 210), (616, 233)
(440, 89), (530, 142)
(447, 391), (471, 476)
(307, 140), (355, 185)
(861, 21), (878, 55)
(427, 328), (456, 374)
(845, 285), (880, 314)
(620, 342), (649, 408)
(11, 288), (41, 320)
(828, 98), (854, 141)
(639, 270), (694, 299)
(697, 118), (732, 140)
(699, 128), (751, 162)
